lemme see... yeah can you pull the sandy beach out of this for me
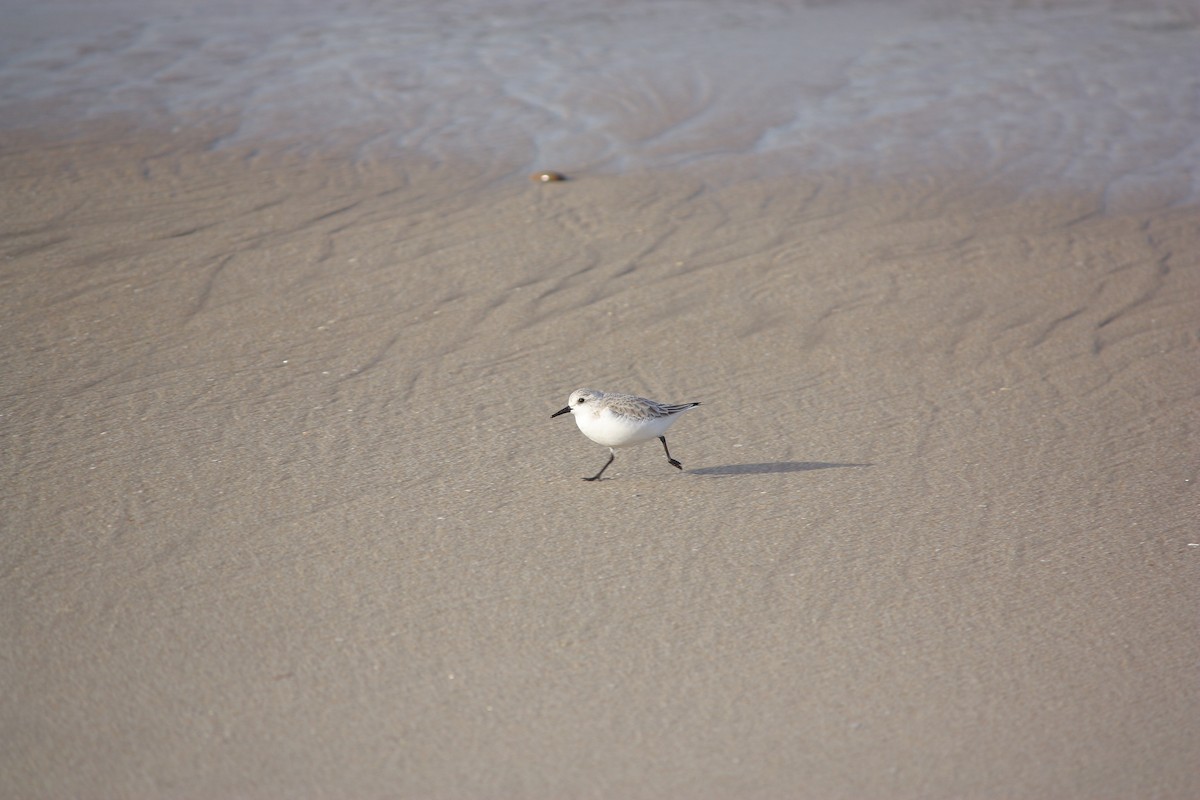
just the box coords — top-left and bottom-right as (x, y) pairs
(3, 2), (1199, 797)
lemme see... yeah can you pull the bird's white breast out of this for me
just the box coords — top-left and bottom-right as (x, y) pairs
(574, 405), (676, 448)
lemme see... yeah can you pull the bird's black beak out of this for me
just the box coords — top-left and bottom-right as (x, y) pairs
(551, 406), (571, 418)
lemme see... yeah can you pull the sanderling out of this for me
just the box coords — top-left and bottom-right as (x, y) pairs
(551, 388), (701, 481)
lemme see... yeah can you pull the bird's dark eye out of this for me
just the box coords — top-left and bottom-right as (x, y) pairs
(577, 397), (586, 404)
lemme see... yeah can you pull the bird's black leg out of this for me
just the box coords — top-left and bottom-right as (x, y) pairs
(660, 436), (683, 470)
(584, 449), (616, 481)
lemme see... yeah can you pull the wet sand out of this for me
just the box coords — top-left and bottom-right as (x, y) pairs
(2, 117), (1199, 798)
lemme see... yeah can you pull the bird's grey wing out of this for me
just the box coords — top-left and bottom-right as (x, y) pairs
(659, 402), (701, 415)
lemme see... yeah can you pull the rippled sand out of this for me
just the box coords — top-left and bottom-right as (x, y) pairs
(2, 1), (1199, 797)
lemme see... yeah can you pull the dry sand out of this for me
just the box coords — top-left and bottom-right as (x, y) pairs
(2, 116), (1198, 798)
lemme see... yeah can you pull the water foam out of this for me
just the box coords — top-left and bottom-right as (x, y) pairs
(2, 0), (1197, 208)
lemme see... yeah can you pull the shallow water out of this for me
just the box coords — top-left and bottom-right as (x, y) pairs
(3, 0), (1198, 210)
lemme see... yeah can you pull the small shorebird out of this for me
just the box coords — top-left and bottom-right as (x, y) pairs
(551, 388), (701, 481)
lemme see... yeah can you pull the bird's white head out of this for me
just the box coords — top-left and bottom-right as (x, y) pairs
(551, 388), (604, 418)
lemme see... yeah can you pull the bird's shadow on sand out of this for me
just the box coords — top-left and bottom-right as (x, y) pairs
(689, 461), (871, 476)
